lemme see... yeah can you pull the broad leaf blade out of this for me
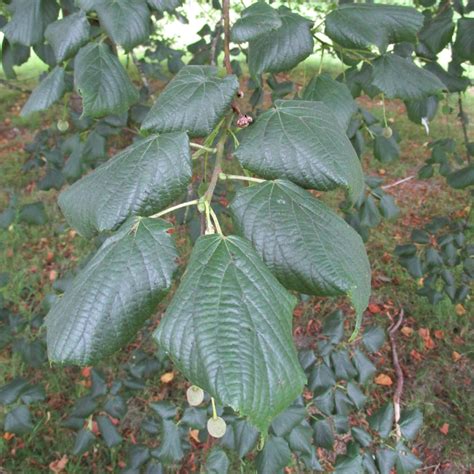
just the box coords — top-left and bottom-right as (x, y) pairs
(371, 55), (445, 100)
(234, 100), (364, 201)
(46, 217), (178, 365)
(154, 234), (306, 432)
(248, 6), (313, 77)
(21, 67), (66, 117)
(231, 2), (282, 43)
(45, 11), (91, 63)
(74, 43), (139, 118)
(230, 180), (370, 320)
(302, 74), (357, 131)
(325, 4), (423, 52)
(453, 18), (474, 63)
(142, 65), (239, 137)
(58, 132), (191, 238)
(95, 0), (151, 52)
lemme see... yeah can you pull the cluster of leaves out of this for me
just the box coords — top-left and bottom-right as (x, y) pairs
(395, 216), (473, 304)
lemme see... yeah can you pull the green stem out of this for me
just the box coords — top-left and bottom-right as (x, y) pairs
(381, 93), (388, 128)
(209, 206), (223, 236)
(149, 199), (199, 219)
(211, 397), (218, 420)
(190, 142), (217, 154)
(219, 173), (265, 184)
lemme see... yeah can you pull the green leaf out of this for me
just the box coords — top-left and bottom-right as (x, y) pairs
(4, 405), (34, 435)
(309, 363), (336, 391)
(151, 420), (184, 464)
(1, 39), (30, 79)
(405, 96), (438, 125)
(45, 11), (91, 63)
(74, 43), (139, 118)
(419, 8), (455, 56)
(154, 234), (306, 432)
(371, 55), (444, 100)
(288, 424), (313, 455)
(351, 427), (372, 447)
(368, 403), (394, 439)
(233, 420), (259, 457)
(95, 0), (150, 52)
(313, 419), (334, 449)
(205, 447), (229, 474)
(352, 349), (376, 384)
(150, 401), (177, 419)
(322, 311), (345, 344)
(73, 429), (96, 455)
(0, 378), (29, 405)
(395, 443), (423, 473)
(302, 74), (357, 131)
(21, 67), (66, 116)
(399, 408), (423, 441)
(325, 4), (423, 53)
(147, 0), (181, 13)
(379, 194), (400, 220)
(104, 396), (127, 419)
(46, 217), (178, 365)
(446, 164), (474, 189)
(331, 350), (357, 381)
(248, 6), (313, 77)
(58, 133), (191, 238)
(255, 436), (291, 474)
(234, 102), (364, 201)
(230, 180), (370, 320)
(334, 454), (363, 474)
(142, 65), (238, 137)
(376, 448), (397, 474)
(374, 134), (400, 163)
(453, 18), (474, 63)
(19, 202), (48, 225)
(313, 388), (334, 417)
(181, 407), (207, 429)
(97, 415), (123, 447)
(424, 63), (470, 93)
(347, 382), (367, 409)
(363, 326), (385, 353)
(2, 0), (59, 47)
(231, 2), (282, 43)
(271, 405), (306, 437)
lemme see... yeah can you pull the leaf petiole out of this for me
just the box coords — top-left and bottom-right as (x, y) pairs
(211, 397), (218, 420)
(219, 173), (265, 184)
(190, 142), (217, 154)
(149, 199), (199, 219)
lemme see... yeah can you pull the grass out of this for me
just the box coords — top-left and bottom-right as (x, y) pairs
(1, 51), (473, 472)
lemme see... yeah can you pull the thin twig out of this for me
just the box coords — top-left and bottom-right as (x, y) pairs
(389, 309), (405, 441)
(131, 51), (150, 91)
(382, 175), (415, 190)
(458, 93), (471, 163)
(222, 0), (232, 76)
(210, 17), (223, 67)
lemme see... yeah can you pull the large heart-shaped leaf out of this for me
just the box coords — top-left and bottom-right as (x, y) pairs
(302, 74), (357, 131)
(147, 0), (181, 13)
(45, 11), (91, 63)
(418, 7), (454, 56)
(248, 6), (313, 77)
(21, 66), (66, 116)
(2, 0), (59, 47)
(154, 234), (306, 432)
(231, 2), (282, 43)
(141, 65), (239, 137)
(1, 39), (30, 79)
(453, 18), (474, 63)
(230, 180), (371, 319)
(74, 43), (139, 118)
(95, 0), (150, 52)
(46, 217), (178, 365)
(371, 54), (445, 100)
(234, 100), (364, 201)
(59, 132), (191, 238)
(325, 4), (423, 53)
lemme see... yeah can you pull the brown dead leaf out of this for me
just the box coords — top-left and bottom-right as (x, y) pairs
(439, 423), (449, 435)
(160, 372), (174, 384)
(368, 304), (381, 314)
(410, 349), (423, 362)
(455, 304), (466, 316)
(49, 455), (68, 473)
(3, 432), (15, 441)
(401, 326), (414, 337)
(452, 351), (462, 362)
(434, 330), (444, 340)
(374, 374), (393, 386)
(189, 429), (200, 443)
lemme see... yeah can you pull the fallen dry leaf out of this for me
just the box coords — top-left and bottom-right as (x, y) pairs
(452, 351), (462, 362)
(189, 429), (200, 443)
(410, 349), (423, 361)
(160, 372), (174, 384)
(374, 374), (393, 386)
(368, 303), (381, 314)
(434, 330), (444, 339)
(401, 326), (414, 337)
(439, 423), (449, 435)
(455, 304), (466, 316)
(49, 455), (68, 473)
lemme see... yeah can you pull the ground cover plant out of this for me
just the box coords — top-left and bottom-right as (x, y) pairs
(0, 0), (473, 472)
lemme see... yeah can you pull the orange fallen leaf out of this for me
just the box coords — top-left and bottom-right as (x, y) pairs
(418, 328), (430, 339)
(455, 304), (466, 316)
(160, 372), (174, 384)
(49, 455), (68, 473)
(439, 423), (449, 435)
(410, 349), (423, 361)
(374, 374), (393, 386)
(368, 304), (381, 314)
(452, 351), (462, 362)
(49, 270), (58, 282)
(434, 330), (444, 340)
(3, 432), (15, 441)
(189, 429), (200, 443)
(81, 367), (91, 378)
(424, 337), (436, 350)
(401, 326), (414, 337)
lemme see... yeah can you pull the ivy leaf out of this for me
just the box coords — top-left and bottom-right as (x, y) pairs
(2, 0), (59, 47)
(352, 349), (376, 384)
(44, 11), (91, 63)
(302, 74), (357, 131)
(334, 454), (363, 474)
(20, 67), (66, 117)
(230, 180), (370, 320)
(151, 420), (184, 464)
(46, 217), (178, 365)
(368, 403), (394, 439)
(19, 202), (48, 225)
(234, 102), (364, 201)
(97, 415), (123, 448)
(271, 405), (306, 437)
(371, 55), (445, 100)
(248, 6), (313, 78)
(205, 447), (230, 474)
(0, 378), (29, 405)
(376, 448), (397, 474)
(154, 235), (306, 433)
(255, 436), (291, 474)
(142, 66), (238, 137)
(395, 443), (423, 473)
(74, 43), (139, 118)
(58, 132), (191, 238)
(231, 2), (282, 43)
(313, 419), (334, 449)
(233, 420), (259, 457)
(4, 405), (34, 435)
(325, 4), (423, 53)
(399, 408), (423, 441)
(363, 326), (385, 353)
(72, 429), (96, 455)
(95, 0), (150, 52)
(351, 427), (372, 447)
(453, 18), (474, 63)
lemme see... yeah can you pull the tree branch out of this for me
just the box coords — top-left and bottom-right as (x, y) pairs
(458, 93), (471, 163)
(222, 0), (232, 76)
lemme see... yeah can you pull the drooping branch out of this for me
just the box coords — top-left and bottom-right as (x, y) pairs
(389, 309), (405, 441)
